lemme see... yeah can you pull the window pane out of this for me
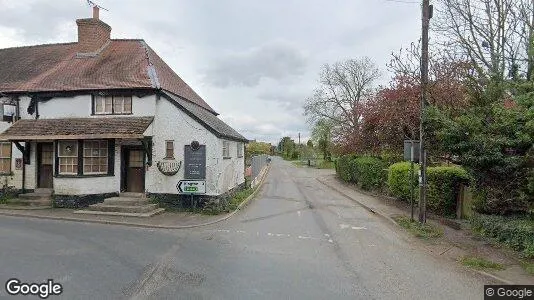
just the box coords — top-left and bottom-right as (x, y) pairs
(124, 97), (132, 113)
(105, 96), (113, 113)
(114, 96), (123, 113)
(58, 141), (77, 157)
(95, 96), (103, 113)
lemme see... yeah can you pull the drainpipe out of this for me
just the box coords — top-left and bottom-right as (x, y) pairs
(21, 145), (25, 194)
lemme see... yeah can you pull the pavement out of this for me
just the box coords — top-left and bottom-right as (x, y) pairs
(0, 157), (501, 299)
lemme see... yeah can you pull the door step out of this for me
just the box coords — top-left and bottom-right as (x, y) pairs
(74, 193), (164, 217)
(10, 190), (53, 208)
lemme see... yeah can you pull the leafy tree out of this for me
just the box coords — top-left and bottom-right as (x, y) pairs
(306, 140), (314, 148)
(311, 119), (334, 160)
(426, 82), (534, 214)
(245, 141), (272, 158)
(278, 136), (296, 159)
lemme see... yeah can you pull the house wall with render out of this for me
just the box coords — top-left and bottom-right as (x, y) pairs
(0, 93), (245, 199)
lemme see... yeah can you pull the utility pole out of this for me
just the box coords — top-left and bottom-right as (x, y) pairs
(419, 0), (431, 224)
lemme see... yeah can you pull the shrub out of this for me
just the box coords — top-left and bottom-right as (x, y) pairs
(471, 213), (534, 258)
(387, 162), (419, 201)
(353, 156), (386, 190)
(337, 154), (356, 182)
(387, 162), (470, 216)
(426, 166), (470, 217)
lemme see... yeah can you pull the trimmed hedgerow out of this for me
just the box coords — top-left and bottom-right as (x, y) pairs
(387, 162), (419, 202)
(426, 166), (470, 216)
(336, 154), (357, 182)
(387, 163), (469, 216)
(353, 156), (386, 191)
(471, 213), (534, 258)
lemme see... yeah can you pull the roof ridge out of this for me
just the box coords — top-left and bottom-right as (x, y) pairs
(0, 42), (77, 51)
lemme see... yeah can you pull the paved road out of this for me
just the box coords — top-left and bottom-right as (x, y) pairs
(0, 157), (490, 299)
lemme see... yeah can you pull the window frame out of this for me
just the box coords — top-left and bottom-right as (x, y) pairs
(93, 95), (133, 115)
(83, 140), (109, 175)
(237, 142), (243, 158)
(55, 139), (115, 177)
(0, 142), (12, 174)
(57, 141), (79, 175)
(223, 141), (231, 159)
(165, 140), (174, 159)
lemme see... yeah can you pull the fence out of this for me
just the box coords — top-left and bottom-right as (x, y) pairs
(251, 154), (269, 180)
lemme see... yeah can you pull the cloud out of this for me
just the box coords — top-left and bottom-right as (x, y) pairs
(203, 41), (307, 87)
(257, 90), (307, 112)
(0, 1), (84, 43)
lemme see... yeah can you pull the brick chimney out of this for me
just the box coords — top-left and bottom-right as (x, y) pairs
(76, 6), (111, 54)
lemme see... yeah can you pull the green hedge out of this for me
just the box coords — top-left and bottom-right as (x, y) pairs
(353, 156), (386, 190)
(336, 154), (356, 182)
(426, 166), (470, 216)
(336, 155), (385, 190)
(387, 162), (419, 202)
(387, 162), (469, 216)
(471, 213), (534, 258)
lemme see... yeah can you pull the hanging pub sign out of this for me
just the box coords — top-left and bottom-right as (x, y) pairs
(184, 143), (206, 179)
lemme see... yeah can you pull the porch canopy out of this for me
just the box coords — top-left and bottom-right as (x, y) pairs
(0, 117), (154, 140)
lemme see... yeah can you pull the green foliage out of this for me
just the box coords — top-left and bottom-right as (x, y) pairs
(471, 213), (534, 258)
(352, 156), (386, 190)
(387, 162), (419, 202)
(312, 119), (333, 161)
(336, 155), (386, 190)
(379, 151), (404, 166)
(425, 85), (534, 214)
(387, 163), (469, 216)
(460, 256), (504, 270)
(246, 141), (272, 158)
(336, 154), (356, 182)
(426, 166), (470, 217)
(394, 216), (443, 239)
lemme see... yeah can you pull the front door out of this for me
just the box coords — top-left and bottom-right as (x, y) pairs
(123, 148), (145, 193)
(37, 143), (53, 188)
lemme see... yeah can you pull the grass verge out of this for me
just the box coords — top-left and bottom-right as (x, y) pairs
(228, 188), (254, 211)
(460, 256), (504, 271)
(394, 216), (443, 239)
(317, 160), (334, 169)
(520, 260), (534, 275)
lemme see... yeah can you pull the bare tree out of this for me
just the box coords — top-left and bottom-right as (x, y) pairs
(434, 0), (534, 81)
(303, 57), (381, 146)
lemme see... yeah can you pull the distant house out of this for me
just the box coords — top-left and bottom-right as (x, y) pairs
(0, 7), (247, 210)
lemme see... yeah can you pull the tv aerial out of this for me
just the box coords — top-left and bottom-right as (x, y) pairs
(86, 0), (109, 11)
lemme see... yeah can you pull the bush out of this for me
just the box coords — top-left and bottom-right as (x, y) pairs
(352, 156), (386, 190)
(426, 166), (470, 217)
(471, 213), (534, 258)
(387, 163), (469, 216)
(336, 154), (356, 182)
(387, 162), (419, 201)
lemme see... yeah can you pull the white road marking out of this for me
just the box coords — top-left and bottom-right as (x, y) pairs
(297, 211), (301, 217)
(236, 230), (246, 233)
(351, 226), (367, 230)
(324, 234), (330, 237)
(217, 230), (230, 233)
(340, 224), (350, 229)
(328, 239), (334, 243)
(368, 244), (376, 247)
(267, 233), (274, 236)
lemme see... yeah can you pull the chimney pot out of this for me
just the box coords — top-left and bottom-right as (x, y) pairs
(92, 6), (99, 20)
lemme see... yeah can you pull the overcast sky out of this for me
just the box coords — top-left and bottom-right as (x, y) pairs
(0, 0), (421, 144)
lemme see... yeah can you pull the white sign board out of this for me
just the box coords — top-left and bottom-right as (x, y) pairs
(177, 180), (206, 194)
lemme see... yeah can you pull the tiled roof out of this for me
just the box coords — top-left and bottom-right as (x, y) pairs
(0, 117), (154, 140)
(0, 40), (216, 113)
(163, 91), (248, 142)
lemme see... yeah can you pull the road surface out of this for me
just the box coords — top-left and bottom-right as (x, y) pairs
(0, 157), (490, 299)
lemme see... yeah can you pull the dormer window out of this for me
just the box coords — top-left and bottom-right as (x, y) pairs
(93, 95), (132, 115)
(1, 104), (16, 122)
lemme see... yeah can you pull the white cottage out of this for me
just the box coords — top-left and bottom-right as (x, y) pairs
(0, 8), (247, 212)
